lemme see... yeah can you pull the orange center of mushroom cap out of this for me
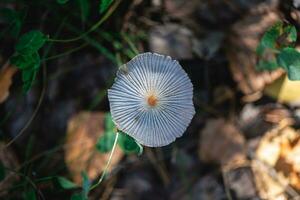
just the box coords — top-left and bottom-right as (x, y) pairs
(147, 94), (158, 107)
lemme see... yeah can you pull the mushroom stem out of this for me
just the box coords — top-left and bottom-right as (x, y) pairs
(90, 131), (119, 191)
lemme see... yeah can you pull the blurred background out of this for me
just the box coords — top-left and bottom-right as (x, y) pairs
(1, 0), (300, 199)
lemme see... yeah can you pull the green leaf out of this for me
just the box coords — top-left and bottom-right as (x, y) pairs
(11, 52), (40, 70)
(22, 69), (37, 93)
(71, 192), (87, 200)
(257, 22), (297, 56)
(96, 113), (117, 153)
(118, 131), (143, 155)
(96, 131), (116, 153)
(57, 0), (69, 4)
(77, 0), (90, 22)
(15, 30), (47, 54)
(70, 172), (90, 200)
(0, 8), (17, 22)
(104, 112), (115, 131)
(277, 48), (300, 80)
(99, 0), (113, 14)
(10, 51), (41, 93)
(256, 59), (279, 71)
(0, 161), (5, 181)
(10, 53), (40, 93)
(81, 171), (90, 198)
(284, 25), (297, 43)
(56, 176), (78, 189)
(0, 8), (23, 38)
(257, 22), (282, 56)
(23, 189), (36, 200)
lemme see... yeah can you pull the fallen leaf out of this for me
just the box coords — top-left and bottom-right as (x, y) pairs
(149, 23), (195, 60)
(188, 175), (226, 200)
(0, 63), (17, 104)
(256, 127), (298, 166)
(65, 112), (123, 184)
(223, 165), (259, 199)
(256, 127), (300, 191)
(252, 160), (288, 200)
(199, 118), (246, 165)
(200, 119), (261, 199)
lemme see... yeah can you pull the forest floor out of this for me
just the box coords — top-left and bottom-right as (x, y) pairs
(1, 0), (300, 199)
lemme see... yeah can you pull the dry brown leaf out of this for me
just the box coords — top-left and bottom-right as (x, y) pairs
(65, 112), (123, 184)
(226, 3), (284, 98)
(199, 118), (246, 165)
(200, 119), (262, 198)
(252, 160), (288, 200)
(256, 127), (300, 191)
(164, 0), (199, 19)
(256, 127), (298, 166)
(200, 119), (261, 199)
(222, 165), (259, 199)
(149, 24), (195, 60)
(0, 63), (17, 104)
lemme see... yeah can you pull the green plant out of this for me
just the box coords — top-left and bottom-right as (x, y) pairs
(256, 21), (300, 80)
(0, 0), (145, 199)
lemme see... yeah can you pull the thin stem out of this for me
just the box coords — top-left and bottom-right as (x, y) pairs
(42, 42), (88, 61)
(47, 0), (122, 43)
(4, 63), (47, 149)
(2, 167), (39, 193)
(121, 33), (139, 55)
(90, 132), (119, 191)
(1, 18), (66, 147)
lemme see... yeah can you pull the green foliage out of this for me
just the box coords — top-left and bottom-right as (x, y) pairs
(57, 0), (69, 4)
(96, 113), (116, 152)
(10, 53), (39, 92)
(118, 131), (143, 155)
(256, 59), (278, 71)
(96, 132), (116, 152)
(277, 48), (300, 80)
(99, 0), (113, 14)
(0, 161), (5, 181)
(10, 30), (47, 93)
(56, 176), (78, 189)
(0, 8), (24, 38)
(256, 21), (300, 81)
(23, 189), (36, 200)
(77, 0), (90, 22)
(96, 113), (143, 155)
(0, 0), (134, 198)
(284, 25), (297, 42)
(257, 22), (297, 56)
(104, 112), (115, 131)
(15, 30), (47, 54)
(82, 171), (90, 198)
(70, 172), (90, 200)
(71, 193), (86, 200)
(256, 22), (282, 56)
(10, 52), (40, 70)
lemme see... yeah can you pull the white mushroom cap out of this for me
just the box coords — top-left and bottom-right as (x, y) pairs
(108, 52), (195, 147)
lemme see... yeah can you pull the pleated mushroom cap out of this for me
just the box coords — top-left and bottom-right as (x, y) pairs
(108, 52), (195, 147)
